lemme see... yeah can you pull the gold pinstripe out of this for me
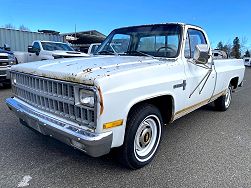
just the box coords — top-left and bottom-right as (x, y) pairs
(173, 90), (226, 120)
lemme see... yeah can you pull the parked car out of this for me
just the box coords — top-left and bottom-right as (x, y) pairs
(0, 47), (16, 87)
(14, 41), (89, 64)
(212, 49), (228, 59)
(244, 57), (251, 67)
(6, 23), (245, 169)
(88, 43), (101, 55)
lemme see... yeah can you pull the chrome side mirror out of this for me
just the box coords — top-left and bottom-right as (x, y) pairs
(193, 44), (210, 64)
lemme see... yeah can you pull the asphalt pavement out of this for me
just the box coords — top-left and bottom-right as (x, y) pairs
(0, 68), (250, 188)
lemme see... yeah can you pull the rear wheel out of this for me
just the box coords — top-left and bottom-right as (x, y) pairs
(214, 85), (232, 111)
(119, 104), (163, 169)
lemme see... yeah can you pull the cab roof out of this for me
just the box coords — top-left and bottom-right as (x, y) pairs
(115, 22), (203, 31)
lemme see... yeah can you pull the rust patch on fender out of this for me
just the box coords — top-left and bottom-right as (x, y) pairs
(98, 87), (104, 115)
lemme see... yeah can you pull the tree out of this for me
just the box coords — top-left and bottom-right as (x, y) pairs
(222, 44), (232, 56)
(19, 25), (30, 31)
(217, 41), (224, 50)
(4, 23), (16, 29)
(244, 50), (250, 57)
(231, 37), (241, 58)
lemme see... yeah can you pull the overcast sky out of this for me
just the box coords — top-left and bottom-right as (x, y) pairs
(0, 0), (250, 49)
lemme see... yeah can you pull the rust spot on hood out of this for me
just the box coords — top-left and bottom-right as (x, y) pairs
(98, 87), (104, 115)
(83, 68), (92, 73)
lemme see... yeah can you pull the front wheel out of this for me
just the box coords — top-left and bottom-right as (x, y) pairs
(2, 82), (11, 89)
(214, 85), (232, 111)
(119, 104), (163, 169)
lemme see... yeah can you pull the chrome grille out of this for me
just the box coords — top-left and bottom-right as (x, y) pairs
(12, 72), (95, 128)
(0, 70), (6, 76)
(0, 62), (8, 66)
(0, 56), (8, 60)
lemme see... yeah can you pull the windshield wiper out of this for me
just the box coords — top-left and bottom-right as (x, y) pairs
(97, 50), (116, 55)
(132, 51), (154, 57)
(125, 51), (161, 61)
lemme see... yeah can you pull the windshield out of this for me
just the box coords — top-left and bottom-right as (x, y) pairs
(41, 42), (74, 51)
(97, 24), (182, 58)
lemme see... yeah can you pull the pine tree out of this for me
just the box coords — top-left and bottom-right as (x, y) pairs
(231, 37), (241, 58)
(222, 44), (231, 56)
(217, 42), (223, 50)
(244, 50), (250, 57)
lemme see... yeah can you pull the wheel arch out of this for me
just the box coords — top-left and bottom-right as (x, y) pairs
(126, 95), (175, 126)
(230, 77), (239, 89)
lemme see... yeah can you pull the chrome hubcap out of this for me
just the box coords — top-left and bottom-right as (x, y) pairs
(134, 115), (161, 162)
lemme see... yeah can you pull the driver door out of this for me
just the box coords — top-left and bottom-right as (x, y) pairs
(183, 29), (216, 112)
(28, 42), (42, 62)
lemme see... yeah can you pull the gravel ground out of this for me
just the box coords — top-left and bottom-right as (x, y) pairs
(0, 68), (250, 188)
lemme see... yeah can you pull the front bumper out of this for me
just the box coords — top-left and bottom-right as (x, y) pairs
(6, 97), (113, 157)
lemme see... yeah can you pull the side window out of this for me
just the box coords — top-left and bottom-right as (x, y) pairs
(188, 29), (207, 57)
(184, 33), (191, 58)
(33, 42), (41, 50)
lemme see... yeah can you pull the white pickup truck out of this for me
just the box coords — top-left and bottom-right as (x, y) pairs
(14, 41), (89, 64)
(6, 23), (245, 169)
(0, 48), (16, 87)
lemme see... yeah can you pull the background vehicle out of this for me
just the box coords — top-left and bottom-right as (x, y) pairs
(6, 23), (245, 169)
(244, 57), (251, 66)
(0, 47), (16, 87)
(212, 49), (228, 59)
(14, 41), (89, 64)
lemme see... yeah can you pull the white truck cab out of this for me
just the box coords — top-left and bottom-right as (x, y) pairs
(14, 41), (89, 64)
(6, 23), (245, 169)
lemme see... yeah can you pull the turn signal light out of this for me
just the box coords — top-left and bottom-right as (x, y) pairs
(103, 120), (123, 129)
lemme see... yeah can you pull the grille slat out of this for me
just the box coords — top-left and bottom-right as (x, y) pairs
(12, 72), (95, 128)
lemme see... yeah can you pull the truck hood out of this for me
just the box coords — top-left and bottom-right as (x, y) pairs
(0, 48), (14, 55)
(52, 50), (89, 57)
(11, 55), (170, 85)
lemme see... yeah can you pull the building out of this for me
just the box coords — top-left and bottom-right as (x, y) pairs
(0, 28), (63, 52)
(62, 30), (106, 53)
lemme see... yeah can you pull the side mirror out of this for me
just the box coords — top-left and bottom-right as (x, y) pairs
(28, 45), (40, 56)
(193, 44), (210, 64)
(4, 44), (11, 51)
(35, 51), (40, 56)
(28, 45), (34, 53)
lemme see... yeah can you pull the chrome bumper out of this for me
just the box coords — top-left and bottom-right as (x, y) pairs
(6, 97), (113, 157)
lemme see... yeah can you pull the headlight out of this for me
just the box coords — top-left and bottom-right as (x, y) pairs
(79, 89), (95, 107)
(8, 54), (15, 60)
(9, 61), (16, 65)
(8, 54), (16, 65)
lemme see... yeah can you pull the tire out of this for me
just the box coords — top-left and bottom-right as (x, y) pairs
(214, 85), (232, 111)
(119, 103), (163, 169)
(2, 82), (11, 89)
